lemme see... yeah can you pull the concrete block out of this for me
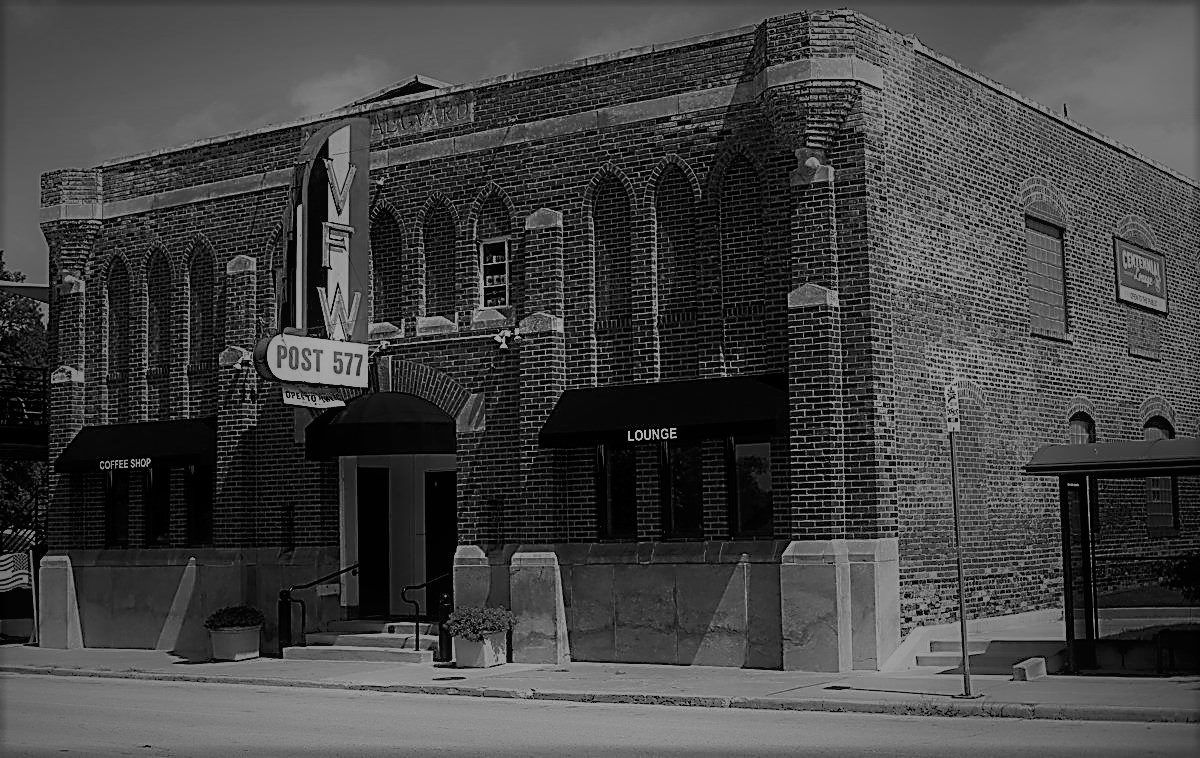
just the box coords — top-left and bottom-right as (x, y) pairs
(453, 545), (491, 609)
(415, 315), (457, 335)
(675, 563), (746, 666)
(1012, 657), (1048, 681)
(613, 564), (676, 663)
(525, 208), (563, 230)
(566, 564), (614, 661)
(780, 540), (851, 672)
(847, 538), (899, 671)
(509, 551), (570, 665)
(37, 555), (82, 649)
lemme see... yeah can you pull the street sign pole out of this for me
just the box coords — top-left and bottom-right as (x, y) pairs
(944, 384), (978, 699)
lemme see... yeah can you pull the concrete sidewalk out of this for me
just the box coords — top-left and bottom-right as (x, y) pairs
(2, 644), (1197, 724)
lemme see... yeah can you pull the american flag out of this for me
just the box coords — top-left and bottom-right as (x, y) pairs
(0, 552), (32, 592)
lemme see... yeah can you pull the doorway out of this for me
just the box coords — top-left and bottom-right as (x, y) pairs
(424, 470), (457, 608)
(341, 454), (456, 618)
(357, 467), (391, 617)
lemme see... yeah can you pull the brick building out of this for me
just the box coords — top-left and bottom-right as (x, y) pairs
(36, 9), (1198, 670)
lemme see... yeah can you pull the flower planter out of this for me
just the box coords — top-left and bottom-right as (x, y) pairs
(454, 632), (507, 668)
(209, 625), (262, 661)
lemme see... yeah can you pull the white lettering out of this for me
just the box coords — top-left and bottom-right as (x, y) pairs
(624, 427), (679, 442)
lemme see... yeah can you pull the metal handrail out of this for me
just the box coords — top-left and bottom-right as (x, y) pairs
(398, 572), (451, 648)
(278, 563), (359, 650)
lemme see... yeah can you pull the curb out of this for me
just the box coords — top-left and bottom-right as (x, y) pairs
(2, 665), (1195, 724)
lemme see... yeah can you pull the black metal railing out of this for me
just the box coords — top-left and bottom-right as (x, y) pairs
(278, 563), (358, 649)
(399, 572), (452, 660)
(0, 366), (47, 427)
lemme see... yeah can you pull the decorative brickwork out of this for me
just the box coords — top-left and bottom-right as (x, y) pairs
(38, 9), (1198, 657)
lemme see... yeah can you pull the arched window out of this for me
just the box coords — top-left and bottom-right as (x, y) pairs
(592, 174), (633, 386)
(1068, 413), (1096, 445)
(106, 258), (131, 423)
(1143, 417), (1178, 535)
(476, 194), (515, 310)
(655, 164), (698, 379)
(718, 154), (770, 372)
(188, 248), (217, 418)
(146, 251), (173, 420)
(423, 202), (457, 320)
(370, 209), (405, 324)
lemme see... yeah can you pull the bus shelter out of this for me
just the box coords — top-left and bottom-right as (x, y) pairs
(1024, 437), (1200, 671)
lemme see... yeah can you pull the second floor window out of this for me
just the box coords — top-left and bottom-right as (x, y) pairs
(480, 238), (510, 308)
(1025, 217), (1068, 338)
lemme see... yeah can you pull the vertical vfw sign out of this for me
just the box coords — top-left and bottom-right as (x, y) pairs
(280, 118), (372, 343)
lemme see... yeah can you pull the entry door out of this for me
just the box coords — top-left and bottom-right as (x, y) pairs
(424, 470), (457, 609)
(357, 467), (390, 617)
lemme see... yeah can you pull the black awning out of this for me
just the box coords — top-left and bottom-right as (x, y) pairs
(0, 425), (48, 460)
(1023, 437), (1200, 477)
(539, 373), (787, 447)
(305, 391), (455, 460)
(55, 418), (217, 473)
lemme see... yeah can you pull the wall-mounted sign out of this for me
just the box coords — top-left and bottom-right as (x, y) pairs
(369, 93), (474, 142)
(279, 118), (371, 343)
(254, 333), (369, 388)
(281, 383), (351, 409)
(626, 427), (678, 442)
(944, 384), (961, 433)
(99, 458), (152, 470)
(1114, 238), (1168, 314)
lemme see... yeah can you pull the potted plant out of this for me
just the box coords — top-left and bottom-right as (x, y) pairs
(445, 606), (514, 668)
(204, 605), (264, 661)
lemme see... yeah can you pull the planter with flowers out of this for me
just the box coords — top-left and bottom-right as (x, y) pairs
(445, 606), (514, 668)
(204, 605), (264, 661)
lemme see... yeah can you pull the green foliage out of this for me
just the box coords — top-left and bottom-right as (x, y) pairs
(0, 251), (48, 369)
(204, 605), (265, 630)
(0, 251), (49, 550)
(445, 606), (514, 641)
(1159, 555), (1200, 603)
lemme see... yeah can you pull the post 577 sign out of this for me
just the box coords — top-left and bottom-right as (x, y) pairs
(255, 332), (368, 388)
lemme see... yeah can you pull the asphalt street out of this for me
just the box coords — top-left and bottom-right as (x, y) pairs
(1, 674), (1197, 757)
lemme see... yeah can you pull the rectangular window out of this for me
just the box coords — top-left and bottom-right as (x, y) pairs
(727, 439), (773, 538)
(1144, 423), (1179, 535)
(1025, 217), (1068, 338)
(596, 445), (637, 539)
(480, 238), (510, 308)
(185, 465), (214, 547)
(145, 465), (171, 547)
(103, 470), (130, 548)
(659, 441), (703, 538)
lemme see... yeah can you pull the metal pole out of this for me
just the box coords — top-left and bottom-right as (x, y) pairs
(948, 430), (977, 698)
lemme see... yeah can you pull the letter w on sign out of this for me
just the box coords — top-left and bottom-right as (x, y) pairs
(0, 552), (32, 592)
(317, 285), (361, 342)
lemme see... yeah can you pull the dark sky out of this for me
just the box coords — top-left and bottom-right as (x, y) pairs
(2, 1), (1195, 281)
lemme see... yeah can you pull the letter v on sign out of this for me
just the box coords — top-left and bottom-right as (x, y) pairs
(322, 158), (357, 217)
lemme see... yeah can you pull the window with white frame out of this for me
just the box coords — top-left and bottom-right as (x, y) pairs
(480, 238), (510, 308)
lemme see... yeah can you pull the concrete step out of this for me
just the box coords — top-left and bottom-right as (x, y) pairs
(326, 620), (440, 635)
(282, 645), (434, 663)
(305, 632), (439, 651)
(916, 643), (1067, 674)
(928, 640), (989, 654)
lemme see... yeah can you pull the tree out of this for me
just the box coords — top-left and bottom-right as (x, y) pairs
(0, 249), (49, 551)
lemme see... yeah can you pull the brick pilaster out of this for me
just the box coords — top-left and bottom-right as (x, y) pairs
(40, 168), (102, 552)
(216, 254), (259, 547)
(787, 159), (846, 541)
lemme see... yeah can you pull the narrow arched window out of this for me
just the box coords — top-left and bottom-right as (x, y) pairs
(1143, 417), (1178, 535)
(146, 251), (173, 420)
(188, 248), (217, 418)
(424, 203), (457, 320)
(370, 210), (405, 324)
(655, 164), (698, 379)
(476, 194), (514, 309)
(106, 259), (131, 423)
(592, 175), (633, 386)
